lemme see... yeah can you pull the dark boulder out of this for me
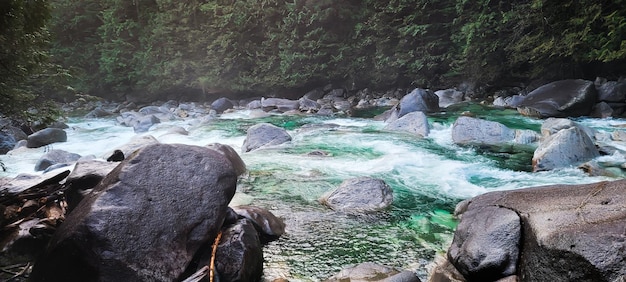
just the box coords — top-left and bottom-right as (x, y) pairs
(34, 149), (81, 172)
(196, 219), (264, 282)
(30, 143), (237, 281)
(106, 149), (125, 162)
(26, 128), (67, 148)
(211, 97), (235, 113)
(320, 177), (393, 213)
(517, 79), (597, 118)
(596, 79), (626, 103)
(242, 123), (292, 152)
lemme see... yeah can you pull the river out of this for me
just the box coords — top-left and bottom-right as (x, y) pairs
(1, 103), (621, 281)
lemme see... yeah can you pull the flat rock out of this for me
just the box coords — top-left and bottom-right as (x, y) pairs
(384, 111), (430, 137)
(320, 177), (393, 213)
(242, 123), (292, 152)
(26, 128), (67, 148)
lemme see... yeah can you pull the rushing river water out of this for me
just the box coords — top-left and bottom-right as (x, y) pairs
(1, 103), (622, 281)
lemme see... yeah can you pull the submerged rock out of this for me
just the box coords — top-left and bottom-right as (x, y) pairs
(324, 262), (421, 282)
(30, 143), (237, 281)
(320, 177), (393, 213)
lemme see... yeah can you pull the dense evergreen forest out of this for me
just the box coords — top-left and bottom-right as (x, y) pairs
(2, 0), (625, 122)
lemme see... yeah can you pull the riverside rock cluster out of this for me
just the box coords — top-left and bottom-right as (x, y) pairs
(0, 79), (625, 281)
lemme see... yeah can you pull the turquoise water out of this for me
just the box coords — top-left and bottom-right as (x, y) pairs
(0, 104), (618, 281)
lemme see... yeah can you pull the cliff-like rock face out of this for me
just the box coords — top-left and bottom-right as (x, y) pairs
(432, 180), (626, 282)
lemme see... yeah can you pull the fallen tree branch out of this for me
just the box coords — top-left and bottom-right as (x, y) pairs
(210, 231), (222, 282)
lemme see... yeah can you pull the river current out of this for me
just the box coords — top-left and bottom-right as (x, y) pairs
(1, 103), (622, 281)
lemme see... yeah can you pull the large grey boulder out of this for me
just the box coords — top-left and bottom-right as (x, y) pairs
(242, 123), (292, 152)
(320, 177), (393, 213)
(447, 206), (521, 281)
(324, 262), (421, 282)
(397, 88), (440, 117)
(446, 180), (626, 282)
(34, 149), (81, 172)
(26, 128), (67, 148)
(384, 111), (430, 137)
(532, 126), (599, 171)
(517, 79), (597, 118)
(451, 116), (516, 146)
(30, 143), (237, 281)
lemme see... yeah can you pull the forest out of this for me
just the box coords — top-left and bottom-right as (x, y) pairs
(1, 0), (625, 123)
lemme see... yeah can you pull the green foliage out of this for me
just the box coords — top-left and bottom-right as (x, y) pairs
(0, 0), (64, 124)
(46, 0), (626, 99)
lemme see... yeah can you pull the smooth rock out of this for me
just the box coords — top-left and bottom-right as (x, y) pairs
(451, 116), (515, 146)
(0, 131), (16, 154)
(26, 128), (67, 148)
(320, 177), (393, 213)
(447, 206), (521, 281)
(532, 126), (600, 171)
(211, 97), (235, 113)
(34, 149), (81, 171)
(133, 114), (160, 133)
(384, 111), (430, 137)
(242, 123), (292, 152)
(596, 80), (626, 102)
(324, 262), (421, 282)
